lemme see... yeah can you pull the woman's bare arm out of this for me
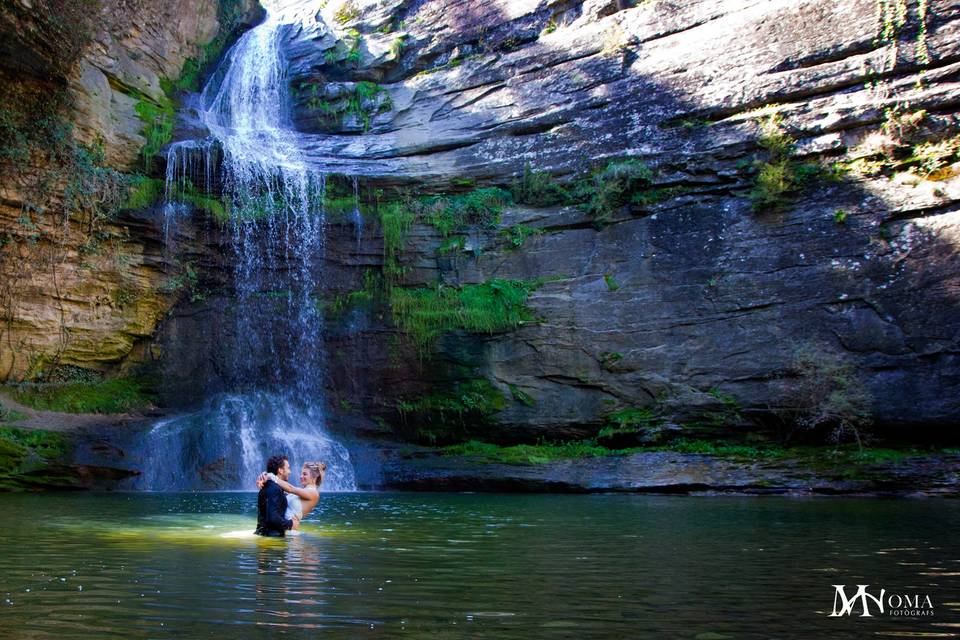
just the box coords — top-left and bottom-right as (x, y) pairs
(274, 477), (319, 500)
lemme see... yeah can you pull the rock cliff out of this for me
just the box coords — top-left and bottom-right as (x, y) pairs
(276, 0), (960, 442)
(3, 0), (960, 454)
(0, 0), (255, 381)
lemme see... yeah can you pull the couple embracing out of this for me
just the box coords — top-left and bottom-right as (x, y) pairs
(254, 454), (326, 537)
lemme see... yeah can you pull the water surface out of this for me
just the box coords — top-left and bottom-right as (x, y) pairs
(0, 493), (957, 638)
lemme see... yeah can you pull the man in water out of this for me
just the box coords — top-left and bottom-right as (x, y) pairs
(254, 454), (295, 537)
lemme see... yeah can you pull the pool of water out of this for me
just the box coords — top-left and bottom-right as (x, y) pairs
(0, 493), (957, 638)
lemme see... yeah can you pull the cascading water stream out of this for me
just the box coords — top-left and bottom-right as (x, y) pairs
(141, 0), (358, 490)
(351, 175), (363, 253)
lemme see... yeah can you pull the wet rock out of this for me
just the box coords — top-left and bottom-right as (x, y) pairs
(372, 447), (960, 496)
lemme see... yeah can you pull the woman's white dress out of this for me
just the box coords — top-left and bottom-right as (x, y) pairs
(285, 492), (303, 522)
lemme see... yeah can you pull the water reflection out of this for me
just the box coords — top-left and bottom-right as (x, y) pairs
(0, 493), (957, 638)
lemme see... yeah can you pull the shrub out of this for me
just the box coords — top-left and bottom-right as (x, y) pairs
(334, 0), (360, 24)
(577, 159), (653, 226)
(777, 346), (872, 448)
(511, 163), (569, 206)
(414, 188), (512, 236)
(750, 115), (797, 212)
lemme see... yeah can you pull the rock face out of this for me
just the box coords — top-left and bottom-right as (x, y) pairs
(282, 0), (960, 185)
(3, 0), (960, 456)
(68, 0), (222, 170)
(0, 0), (248, 381)
(268, 0), (960, 441)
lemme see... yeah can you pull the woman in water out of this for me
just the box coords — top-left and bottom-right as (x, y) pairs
(257, 461), (326, 529)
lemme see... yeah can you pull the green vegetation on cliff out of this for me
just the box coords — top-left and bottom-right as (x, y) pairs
(413, 188), (512, 236)
(0, 85), (128, 242)
(162, 0), (252, 95)
(133, 91), (175, 172)
(376, 188), (511, 284)
(440, 437), (955, 468)
(396, 379), (508, 443)
(122, 176), (165, 210)
(511, 159), (668, 226)
(0, 427), (72, 491)
(297, 80), (392, 131)
(12, 378), (154, 414)
(325, 270), (383, 317)
(443, 439), (638, 464)
(389, 279), (537, 355)
(748, 114), (833, 212)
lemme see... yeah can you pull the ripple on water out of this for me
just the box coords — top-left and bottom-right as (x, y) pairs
(0, 493), (957, 639)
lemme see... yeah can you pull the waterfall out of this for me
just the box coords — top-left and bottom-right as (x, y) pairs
(351, 175), (363, 253)
(142, 1), (358, 491)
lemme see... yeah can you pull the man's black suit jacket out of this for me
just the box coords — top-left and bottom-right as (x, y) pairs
(255, 479), (293, 537)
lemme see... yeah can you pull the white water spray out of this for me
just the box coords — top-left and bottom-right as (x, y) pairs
(144, 1), (358, 490)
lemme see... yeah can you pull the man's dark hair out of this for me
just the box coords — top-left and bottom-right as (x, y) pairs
(266, 455), (288, 474)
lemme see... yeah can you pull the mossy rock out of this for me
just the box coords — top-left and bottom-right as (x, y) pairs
(12, 378), (154, 414)
(0, 427), (78, 491)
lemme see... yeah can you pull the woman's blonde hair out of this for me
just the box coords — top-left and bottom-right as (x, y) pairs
(303, 461), (327, 485)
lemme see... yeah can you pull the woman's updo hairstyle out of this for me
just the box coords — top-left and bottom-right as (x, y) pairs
(304, 461), (327, 485)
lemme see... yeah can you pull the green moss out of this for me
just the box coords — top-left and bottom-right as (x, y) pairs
(396, 379), (508, 443)
(597, 407), (659, 440)
(180, 187), (228, 223)
(436, 235), (467, 255)
(508, 384), (535, 406)
(133, 92), (175, 171)
(122, 175), (165, 210)
(379, 201), (415, 284)
(442, 439), (637, 464)
(0, 427), (76, 491)
(0, 427), (68, 460)
(0, 404), (27, 424)
(300, 80), (390, 131)
(323, 195), (360, 218)
(502, 224), (541, 248)
(398, 379), (507, 416)
(630, 186), (689, 206)
(599, 351), (622, 371)
(11, 378), (154, 414)
(324, 270), (382, 317)
(389, 279), (538, 355)
(376, 188), (510, 284)
(164, 0), (250, 95)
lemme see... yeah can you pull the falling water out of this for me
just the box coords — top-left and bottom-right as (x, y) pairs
(143, 1), (358, 490)
(351, 175), (363, 252)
